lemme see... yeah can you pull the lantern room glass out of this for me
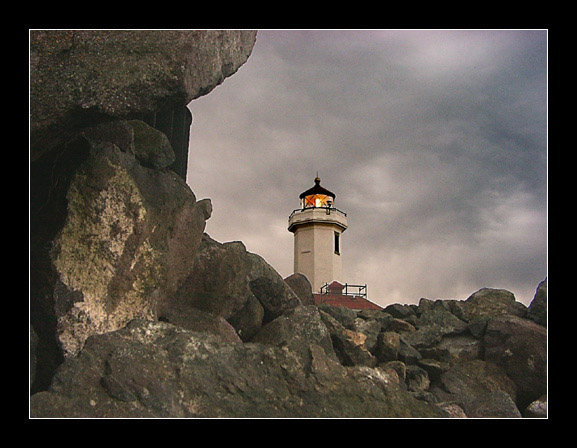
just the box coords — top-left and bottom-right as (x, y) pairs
(302, 194), (331, 209)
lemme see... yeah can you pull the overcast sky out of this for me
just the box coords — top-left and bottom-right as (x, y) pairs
(185, 30), (547, 307)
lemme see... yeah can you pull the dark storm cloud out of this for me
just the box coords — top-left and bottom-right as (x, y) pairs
(187, 30), (547, 306)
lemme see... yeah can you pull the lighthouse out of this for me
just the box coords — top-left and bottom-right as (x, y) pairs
(288, 176), (348, 293)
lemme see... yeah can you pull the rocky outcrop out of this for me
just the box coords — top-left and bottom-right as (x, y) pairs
(30, 279), (547, 418)
(30, 319), (447, 418)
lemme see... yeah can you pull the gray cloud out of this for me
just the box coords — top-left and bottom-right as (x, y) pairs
(186, 30), (547, 306)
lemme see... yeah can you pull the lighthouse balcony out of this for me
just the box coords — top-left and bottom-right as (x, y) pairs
(288, 206), (348, 233)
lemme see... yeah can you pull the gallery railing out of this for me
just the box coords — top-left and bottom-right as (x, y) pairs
(320, 283), (367, 299)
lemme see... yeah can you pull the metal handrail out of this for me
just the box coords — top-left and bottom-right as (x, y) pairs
(289, 206), (347, 220)
(320, 282), (367, 298)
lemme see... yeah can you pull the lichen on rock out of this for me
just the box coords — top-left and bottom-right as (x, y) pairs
(48, 140), (208, 358)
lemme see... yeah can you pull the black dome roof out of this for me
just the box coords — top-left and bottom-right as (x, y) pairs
(299, 177), (336, 199)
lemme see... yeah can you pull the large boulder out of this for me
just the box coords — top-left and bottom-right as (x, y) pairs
(30, 30), (258, 158)
(30, 320), (448, 418)
(438, 359), (518, 401)
(483, 314), (547, 408)
(251, 305), (338, 362)
(284, 273), (315, 305)
(30, 131), (211, 389)
(170, 234), (301, 341)
(434, 359), (520, 417)
(451, 288), (528, 323)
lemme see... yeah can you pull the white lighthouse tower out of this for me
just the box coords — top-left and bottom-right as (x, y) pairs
(288, 176), (348, 293)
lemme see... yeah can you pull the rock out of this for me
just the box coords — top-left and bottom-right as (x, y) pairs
(377, 361), (407, 384)
(319, 310), (377, 367)
(251, 305), (338, 362)
(248, 267), (302, 324)
(126, 120), (175, 169)
(420, 335), (482, 366)
(158, 306), (241, 343)
(128, 105), (193, 180)
(374, 365), (402, 388)
(527, 278), (547, 327)
(317, 304), (357, 329)
(524, 394), (547, 418)
(30, 326), (38, 388)
(400, 326), (442, 350)
(417, 298), (435, 315)
(227, 295), (265, 342)
(406, 365), (430, 392)
(334, 329), (378, 368)
(416, 298), (455, 315)
(417, 358), (450, 382)
(451, 288), (528, 323)
(410, 390), (439, 404)
(82, 120), (135, 155)
(384, 303), (416, 319)
(483, 314), (547, 408)
(30, 30), (258, 158)
(416, 309), (468, 336)
(380, 360), (407, 383)
(374, 331), (400, 363)
(172, 233), (301, 340)
(467, 318), (489, 338)
(387, 318), (416, 333)
(356, 310), (394, 331)
(465, 390), (522, 418)
(172, 235), (250, 320)
(438, 359), (517, 405)
(437, 402), (467, 418)
(398, 338), (422, 365)
(352, 318), (381, 352)
(357, 309), (386, 320)
(284, 273), (315, 305)
(31, 138), (210, 363)
(30, 320), (447, 418)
